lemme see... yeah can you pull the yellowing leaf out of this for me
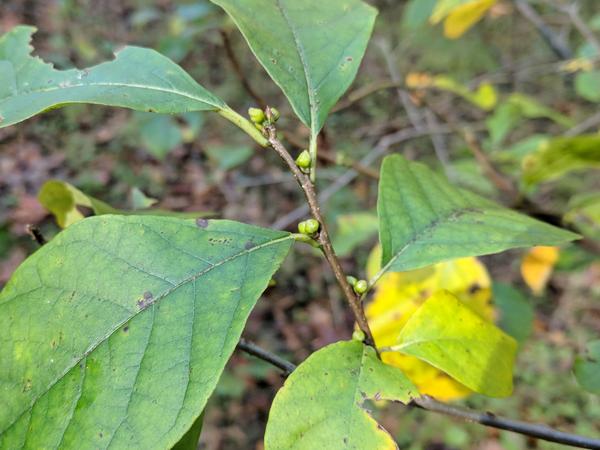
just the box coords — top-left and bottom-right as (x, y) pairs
(520, 246), (560, 295)
(366, 247), (494, 400)
(407, 73), (498, 110)
(443, 0), (497, 39)
(406, 72), (435, 88)
(393, 291), (517, 397)
(430, 0), (465, 24)
(561, 58), (594, 74)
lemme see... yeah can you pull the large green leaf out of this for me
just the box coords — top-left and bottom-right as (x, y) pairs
(0, 216), (292, 449)
(264, 340), (417, 450)
(376, 155), (578, 275)
(391, 290), (517, 397)
(211, 0), (377, 137)
(574, 340), (600, 395)
(522, 135), (600, 185)
(0, 26), (267, 145)
(0, 26), (225, 127)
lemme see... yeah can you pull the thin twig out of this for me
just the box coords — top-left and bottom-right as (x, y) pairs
(264, 121), (376, 348)
(559, 2), (600, 54)
(462, 129), (518, 198)
(237, 338), (296, 376)
(413, 396), (600, 450)
(236, 340), (600, 449)
(220, 29), (267, 109)
(317, 151), (380, 180)
(514, 0), (573, 60)
(564, 111), (600, 136)
(332, 80), (404, 113)
(424, 109), (454, 180)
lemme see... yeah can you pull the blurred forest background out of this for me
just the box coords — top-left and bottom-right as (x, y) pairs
(1, 0), (599, 449)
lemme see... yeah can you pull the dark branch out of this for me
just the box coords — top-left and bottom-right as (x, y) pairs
(236, 340), (600, 450)
(413, 396), (600, 450)
(237, 338), (296, 376)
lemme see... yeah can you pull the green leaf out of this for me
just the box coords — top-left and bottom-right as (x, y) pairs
(210, 0), (377, 137)
(486, 94), (574, 146)
(507, 93), (574, 128)
(264, 340), (417, 450)
(0, 215), (292, 449)
(486, 102), (521, 146)
(38, 180), (118, 228)
(171, 412), (204, 450)
(492, 283), (534, 344)
(131, 187), (158, 210)
(38, 180), (211, 228)
(575, 70), (600, 102)
(392, 290), (517, 397)
(565, 192), (600, 240)
(204, 144), (254, 171)
(522, 135), (600, 185)
(376, 155), (578, 275)
(574, 340), (600, 395)
(0, 26), (224, 127)
(0, 26), (268, 145)
(331, 212), (379, 257)
(402, 0), (438, 29)
(136, 112), (183, 159)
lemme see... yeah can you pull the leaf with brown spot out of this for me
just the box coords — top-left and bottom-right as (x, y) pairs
(0, 215), (293, 449)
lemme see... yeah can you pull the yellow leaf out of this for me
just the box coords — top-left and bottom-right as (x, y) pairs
(443, 0), (497, 39)
(406, 72), (435, 89)
(430, 0), (465, 24)
(520, 246), (560, 295)
(366, 246), (494, 400)
(561, 58), (594, 73)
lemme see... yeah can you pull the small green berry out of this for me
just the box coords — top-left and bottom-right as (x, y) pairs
(297, 220), (308, 234)
(270, 107), (281, 122)
(248, 107), (266, 124)
(304, 219), (320, 235)
(295, 150), (311, 170)
(352, 329), (366, 341)
(346, 275), (358, 287)
(353, 279), (368, 295)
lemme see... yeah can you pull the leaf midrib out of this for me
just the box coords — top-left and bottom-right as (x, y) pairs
(274, 0), (317, 133)
(0, 81), (223, 110)
(1, 233), (292, 435)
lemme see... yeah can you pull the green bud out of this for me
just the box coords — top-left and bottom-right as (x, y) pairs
(346, 275), (358, 287)
(295, 150), (311, 169)
(304, 219), (320, 235)
(353, 279), (368, 295)
(352, 329), (366, 342)
(297, 220), (308, 234)
(248, 107), (266, 124)
(270, 107), (281, 122)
